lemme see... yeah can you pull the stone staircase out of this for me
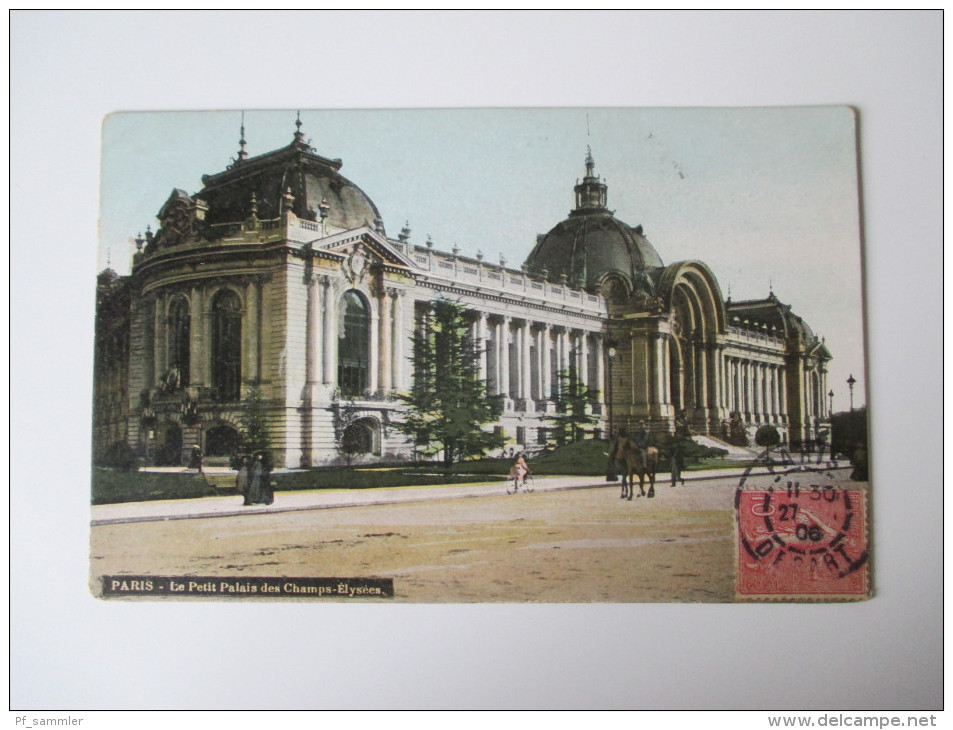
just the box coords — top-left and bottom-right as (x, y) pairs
(692, 434), (761, 460)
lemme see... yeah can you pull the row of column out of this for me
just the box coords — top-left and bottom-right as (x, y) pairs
(151, 279), (263, 391)
(723, 355), (788, 423)
(306, 276), (407, 395)
(471, 313), (604, 407)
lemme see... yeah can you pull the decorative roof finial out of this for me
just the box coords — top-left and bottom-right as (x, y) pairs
(294, 110), (305, 144)
(237, 110), (247, 162)
(585, 145), (595, 178)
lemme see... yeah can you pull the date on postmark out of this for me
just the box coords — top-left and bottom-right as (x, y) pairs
(735, 461), (869, 600)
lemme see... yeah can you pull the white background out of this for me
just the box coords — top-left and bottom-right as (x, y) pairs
(9, 10), (943, 711)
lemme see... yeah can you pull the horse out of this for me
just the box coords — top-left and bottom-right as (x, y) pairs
(611, 437), (659, 500)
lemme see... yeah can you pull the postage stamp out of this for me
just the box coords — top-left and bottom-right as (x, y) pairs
(735, 452), (869, 600)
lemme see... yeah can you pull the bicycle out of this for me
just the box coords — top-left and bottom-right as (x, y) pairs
(506, 472), (535, 494)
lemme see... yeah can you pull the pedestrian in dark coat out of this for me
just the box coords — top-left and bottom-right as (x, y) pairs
(260, 452), (274, 505)
(237, 456), (251, 505)
(248, 453), (266, 505)
(669, 435), (686, 487)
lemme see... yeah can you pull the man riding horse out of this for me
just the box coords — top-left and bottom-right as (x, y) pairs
(609, 421), (658, 500)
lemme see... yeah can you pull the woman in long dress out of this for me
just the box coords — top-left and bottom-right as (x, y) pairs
(247, 453), (265, 504)
(237, 456), (251, 505)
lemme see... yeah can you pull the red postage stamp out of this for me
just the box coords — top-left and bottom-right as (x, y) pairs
(736, 483), (869, 600)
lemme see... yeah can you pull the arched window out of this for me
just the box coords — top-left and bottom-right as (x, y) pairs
(338, 291), (369, 397)
(212, 290), (242, 402)
(168, 296), (190, 387)
(205, 424), (240, 457)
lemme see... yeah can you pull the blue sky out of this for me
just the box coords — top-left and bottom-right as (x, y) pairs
(100, 107), (866, 409)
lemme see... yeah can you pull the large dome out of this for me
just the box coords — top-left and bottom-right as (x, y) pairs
(197, 122), (385, 235)
(524, 151), (662, 292)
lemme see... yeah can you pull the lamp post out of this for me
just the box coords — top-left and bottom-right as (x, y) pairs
(828, 389), (834, 418)
(605, 340), (617, 438)
(847, 374), (856, 412)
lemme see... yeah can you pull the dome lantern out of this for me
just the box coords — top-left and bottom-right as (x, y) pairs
(524, 149), (663, 293)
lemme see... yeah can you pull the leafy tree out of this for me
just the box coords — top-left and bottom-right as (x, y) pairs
(755, 424), (781, 449)
(238, 386), (272, 457)
(547, 354), (599, 446)
(396, 298), (505, 469)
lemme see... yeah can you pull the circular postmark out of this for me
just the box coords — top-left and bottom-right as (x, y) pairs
(734, 447), (869, 598)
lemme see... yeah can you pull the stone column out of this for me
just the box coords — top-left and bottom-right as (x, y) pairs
(391, 289), (404, 391)
(540, 324), (552, 403)
(709, 344), (721, 412)
(189, 286), (205, 387)
(306, 277), (321, 386)
(379, 287), (392, 393)
(770, 365), (779, 422)
(777, 365), (784, 421)
(751, 361), (761, 423)
(500, 316), (511, 400)
(694, 340), (708, 414)
(476, 311), (488, 384)
(154, 291), (167, 384)
(245, 279), (260, 384)
(557, 328), (568, 383)
(322, 279), (336, 387)
(579, 331), (590, 389)
(513, 320), (523, 400)
(743, 360), (752, 418)
(368, 294), (380, 395)
(520, 319), (532, 404)
(489, 318), (500, 395)
(655, 334), (668, 410)
(593, 333), (605, 407)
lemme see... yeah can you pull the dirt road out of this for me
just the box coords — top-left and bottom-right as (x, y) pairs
(89, 469), (864, 603)
(91, 477), (738, 602)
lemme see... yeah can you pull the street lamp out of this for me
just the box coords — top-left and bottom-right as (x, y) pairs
(828, 389), (834, 418)
(847, 374), (856, 412)
(605, 340), (617, 438)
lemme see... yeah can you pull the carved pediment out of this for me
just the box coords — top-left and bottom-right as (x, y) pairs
(156, 189), (197, 248)
(319, 227), (416, 272)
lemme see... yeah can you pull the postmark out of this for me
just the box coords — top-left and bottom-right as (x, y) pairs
(735, 449), (869, 600)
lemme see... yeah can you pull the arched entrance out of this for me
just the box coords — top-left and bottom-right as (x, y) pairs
(205, 424), (240, 458)
(340, 417), (379, 462)
(155, 422), (183, 466)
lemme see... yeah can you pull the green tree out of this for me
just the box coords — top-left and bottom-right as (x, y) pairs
(547, 354), (599, 446)
(396, 298), (505, 469)
(238, 386), (272, 457)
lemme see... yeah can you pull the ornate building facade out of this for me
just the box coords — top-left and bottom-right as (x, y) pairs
(93, 121), (831, 468)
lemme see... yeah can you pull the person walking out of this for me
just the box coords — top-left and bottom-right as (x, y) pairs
(189, 445), (204, 473)
(669, 433), (686, 487)
(237, 456), (251, 505)
(260, 452), (274, 505)
(247, 453), (266, 505)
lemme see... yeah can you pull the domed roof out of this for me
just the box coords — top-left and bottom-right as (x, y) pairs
(197, 119), (385, 235)
(524, 150), (663, 292)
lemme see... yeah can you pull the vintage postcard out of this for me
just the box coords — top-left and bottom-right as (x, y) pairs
(91, 107), (869, 602)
